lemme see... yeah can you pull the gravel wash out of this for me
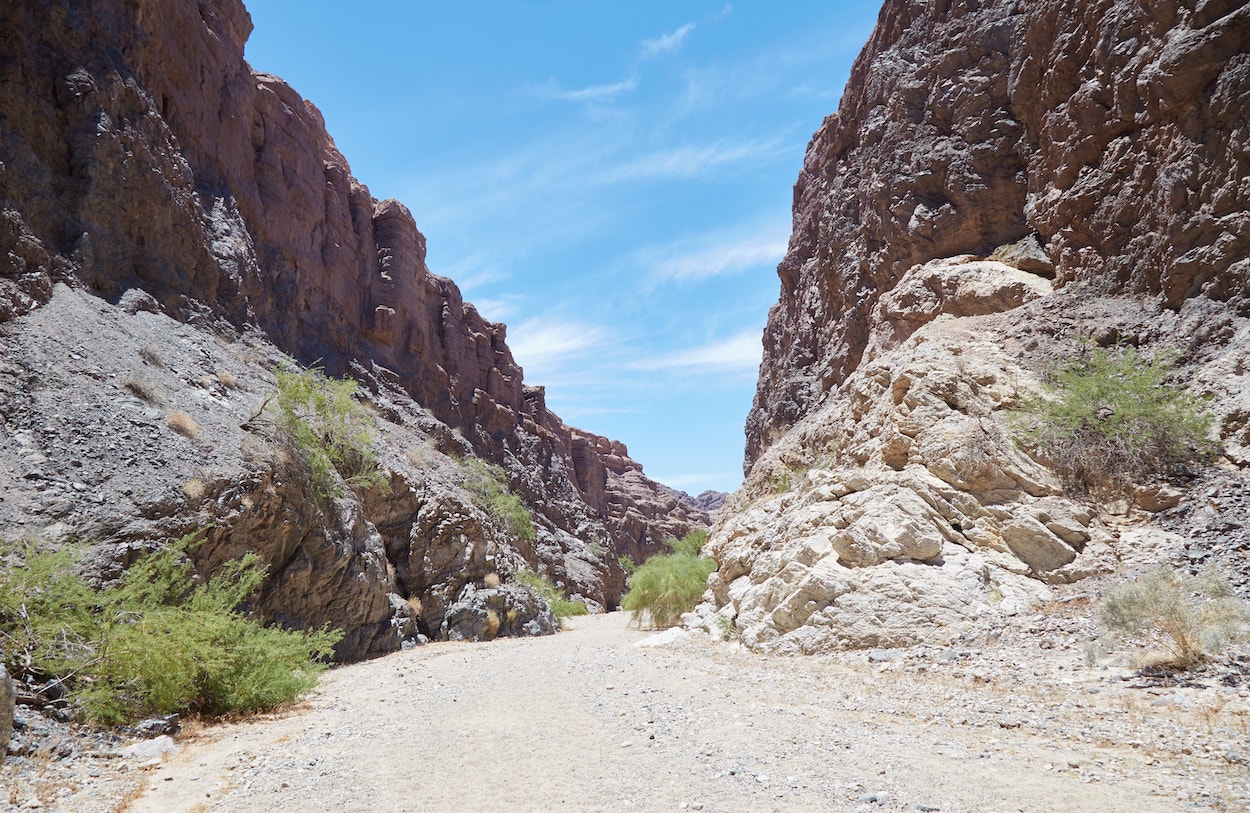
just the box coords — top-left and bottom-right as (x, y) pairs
(105, 610), (1249, 813)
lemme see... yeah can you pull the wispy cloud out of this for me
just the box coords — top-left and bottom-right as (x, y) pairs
(632, 219), (789, 287)
(634, 330), (762, 373)
(598, 136), (785, 183)
(508, 317), (612, 378)
(465, 296), (521, 324)
(651, 235), (787, 283)
(641, 23), (696, 59)
(543, 75), (639, 103)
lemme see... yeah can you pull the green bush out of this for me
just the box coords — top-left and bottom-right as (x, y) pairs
(621, 535), (716, 629)
(668, 529), (708, 557)
(0, 536), (340, 725)
(513, 569), (588, 620)
(460, 457), (536, 542)
(271, 366), (387, 508)
(1099, 566), (1250, 670)
(1016, 346), (1214, 497)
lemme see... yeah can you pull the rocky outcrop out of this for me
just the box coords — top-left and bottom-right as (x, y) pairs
(0, 0), (705, 660)
(747, 0), (1250, 466)
(694, 490), (729, 515)
(702, 0), (1250, 652)
(442, 584), (559, 642)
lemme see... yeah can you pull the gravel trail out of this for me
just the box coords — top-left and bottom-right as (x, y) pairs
(125, 612), (1248, 813)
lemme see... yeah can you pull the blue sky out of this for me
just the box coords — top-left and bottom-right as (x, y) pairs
(244, 2), (881, 495)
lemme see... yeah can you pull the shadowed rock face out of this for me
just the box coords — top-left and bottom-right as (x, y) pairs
(747, 0), (1250, 468)
(0, 0), (705, 657)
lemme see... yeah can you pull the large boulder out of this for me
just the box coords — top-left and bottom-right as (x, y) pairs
(441, 584), (559, 642)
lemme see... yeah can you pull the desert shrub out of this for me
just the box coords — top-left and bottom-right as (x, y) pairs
(460, 457), (536, 542)
(513, 569), (588, 619)
(0, 535), (340, 725)
(271, 366), (387, 507)
(217, 369), (240, 390)
(123, 373), (162, 403)
(137, 346), (165, 368)
(619, 555), (637, 575)
(1099, 566), (1250, 670)
(1015, 346), (1214, 497)
(621, 541), (716, 630)
(0, 544), (98, 679)
(763, 462), (808, 495)
(166, 410), (201, 438)
(668, 529), (708, 557)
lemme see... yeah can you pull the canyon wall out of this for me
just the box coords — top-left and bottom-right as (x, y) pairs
(696, 0), (1250, 652)
(747, 0), (1249, 465)
(0, 0), (705, 658)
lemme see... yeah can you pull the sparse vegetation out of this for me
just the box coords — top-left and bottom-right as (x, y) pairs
(764, 462), (808, 495)
(167, 410), (201, 438)
(1098, 566), (1250, 670)
(513, 569), (588, 620)
(217, 368), (240, 390)
(137, 346), (165, 368)
(1015, 345), (1215, 498)
(123, 373), (161, 403)
(0, 535), (340, 725)
(460, 456), (536, 542)
(271, 366), (388, 508)
(621, 530), (716, 629)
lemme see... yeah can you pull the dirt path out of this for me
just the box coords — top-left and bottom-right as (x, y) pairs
(124, 612), (1248, 813)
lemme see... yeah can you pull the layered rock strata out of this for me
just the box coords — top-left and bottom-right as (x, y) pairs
(698, 0), (1250, 652)
(0, 0), (705, 659)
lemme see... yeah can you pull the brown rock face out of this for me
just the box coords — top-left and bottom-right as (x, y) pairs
(747, 0), (1250, 468)
(0, 0), (705, 658)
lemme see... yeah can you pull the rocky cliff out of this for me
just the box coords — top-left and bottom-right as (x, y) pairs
(694, 0), (1250, 652)
(0, 0), (706, 660)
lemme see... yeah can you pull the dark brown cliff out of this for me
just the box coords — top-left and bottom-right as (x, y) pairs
(0, 0), (706, 657)
(747, 0), (1250, 469)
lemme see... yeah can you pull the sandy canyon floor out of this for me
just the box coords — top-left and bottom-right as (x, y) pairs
(6, 605), (1250, 813)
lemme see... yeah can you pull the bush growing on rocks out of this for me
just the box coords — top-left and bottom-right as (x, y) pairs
(0, 535), (341, 725)
(1016, 346), (1214, 498)
(1099, 566), (1250, 670)
(621, 531), (716, 629)
(271, 366), (388, 508)
(513, 569), (588, 621)
(460, 456), (537, 542)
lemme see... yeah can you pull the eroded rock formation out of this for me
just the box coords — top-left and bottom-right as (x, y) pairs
(0, 0), (706, 659)
(697, 0), (1250, 652)
(747, 0), (1249, 463)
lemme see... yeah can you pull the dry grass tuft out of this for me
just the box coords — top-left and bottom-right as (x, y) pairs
(167, 411), (202, 438)
(124, 373), (162, 403)
(182, 477), (207, 500)
(217, 368), (240, 390)
(483, 572), (501, 588)
(138, 346), (165, 368)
